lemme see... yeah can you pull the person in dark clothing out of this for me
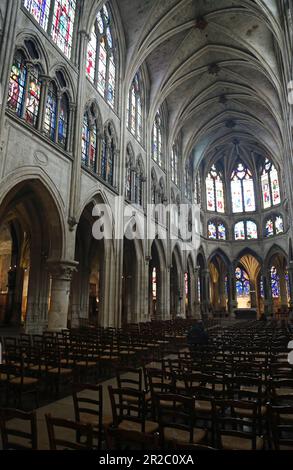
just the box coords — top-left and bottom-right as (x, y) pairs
(187, 321), (209, 350)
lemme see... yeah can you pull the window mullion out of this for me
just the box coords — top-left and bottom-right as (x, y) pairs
(47, 0), (56, 36)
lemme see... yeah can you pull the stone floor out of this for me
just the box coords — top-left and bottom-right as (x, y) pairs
(0, 360), (161, 450)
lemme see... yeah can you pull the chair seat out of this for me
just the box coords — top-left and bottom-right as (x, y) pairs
(163, 427), (207, 444)
(195, 400), (212, 413)
(221, 435), (264, 450)
(234, 406), (266, 417)
(47, 367), (72, 375)
(9, 376), (39, 385)
(76, 361), (97, 367)
(118, 420), (159, 434)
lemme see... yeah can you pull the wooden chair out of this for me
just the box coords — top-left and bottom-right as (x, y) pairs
(106, 426), (160, 450)
(108, 386), (158, 435)
(213, 399), (264, 450)
(268, 404), (293, 450)
(154, 392), (207, 448)
(45, 413), (93, 450)
(72, 383), (112, 450)
(0, 408), (38, 449)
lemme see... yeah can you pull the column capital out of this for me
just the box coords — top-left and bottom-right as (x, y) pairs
(47, 260), (78, 280)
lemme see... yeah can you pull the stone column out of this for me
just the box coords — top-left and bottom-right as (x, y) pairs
(194, 266), (201, 319)
(47, 260), (78, 331)
(263, 271), (273, 317)
(279, 272), (288, 309)
(227, 266), (237, 318)
(201, 268), (210, 316)
(287, 261), (293, 308)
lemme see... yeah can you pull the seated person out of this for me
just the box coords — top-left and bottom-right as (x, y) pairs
(187, 321), (209, 350)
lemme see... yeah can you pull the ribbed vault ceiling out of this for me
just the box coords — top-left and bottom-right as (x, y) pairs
(117, 0), (286, 170)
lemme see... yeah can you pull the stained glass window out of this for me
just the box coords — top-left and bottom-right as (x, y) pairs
(100, 123), (115, 185)
(231, 162), (255, 213)
(185, 160), (192, 201)
(206, 165), (225, 213)
(261, 159), (281, 208)
(44, 81), (57, 140)
(208, 220), (226, 240)
(152, 267), (157, 300)
(234, 220), (257, 240)
(51, 0), (76, 58)
(275, 215), (284, 234)
(246, 220), (258, 239)
(125, 146), (133, 201)
(265, 214), (284, 237)
(127, 72), (143, 142)
(171, 145), (179, 185)
(25, 65), (41, 127)
(234, 221), (245, 240)
(218, 223), (226, 240)
(235, 267), (250, 297)
(208, 222), (217, 240)
(7, 51), (27, 117)
(152, 111), (163, 166)
(86, 3), (117, 108)
(58, 94), (68, 146)
(81, 113), (90, 166)
(265, 218), (274, 237)
(24, 0), (51, 30)
(194, 172), (201, 204)
(270, 266), (280, 298)
(89, 123), (97, 172)
(135, 159), (144, 206)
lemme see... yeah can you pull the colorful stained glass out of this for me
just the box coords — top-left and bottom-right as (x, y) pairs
(171, 146), (178, 185)
(261, 159), (281, 209)
(81, 113), (89, 166)
(86, 26), (97, 83)
(231, 162), (255, 213)
(218, 223), (226, 240)
(265, 219), (274, 237)
(152, 112), (162, 166)
(152, 267), (157, 300)
(231, 179), (243, 213)
(206, 175), (215, 211)
(24, 0), (51, 30)
(58, 94), (68, 146)
(51, 0), (76, 59)
(185, 272), (189, 296)
(275, 215), (284, 234)
(243, 179), (255, 211)
(25, 65), (41, 127)
(208, 222), (217, 240)
(206, 166), (225, 213)
(271, 166), (281, 205)
(7, 51), (27, 117)
(44, 82), (57, 140)
(215, 179), (225, 213)
(271, 266), (280, 298)
(234, 221), (245, 240)
(261, 172), (271, 209)
(235, 267), (250, 297)
(125, 149), (132, 200)
(86, 4), (116, 106)
(246, 220), (258, 239)
(89, 124), (97, 172)
(128, 72), (143, 141)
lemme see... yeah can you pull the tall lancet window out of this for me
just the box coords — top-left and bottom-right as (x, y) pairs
(206, 165), (225, 213)
(231, 162), (255, 213)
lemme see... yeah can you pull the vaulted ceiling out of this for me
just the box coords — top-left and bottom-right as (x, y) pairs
(117, 0), (289, 170)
